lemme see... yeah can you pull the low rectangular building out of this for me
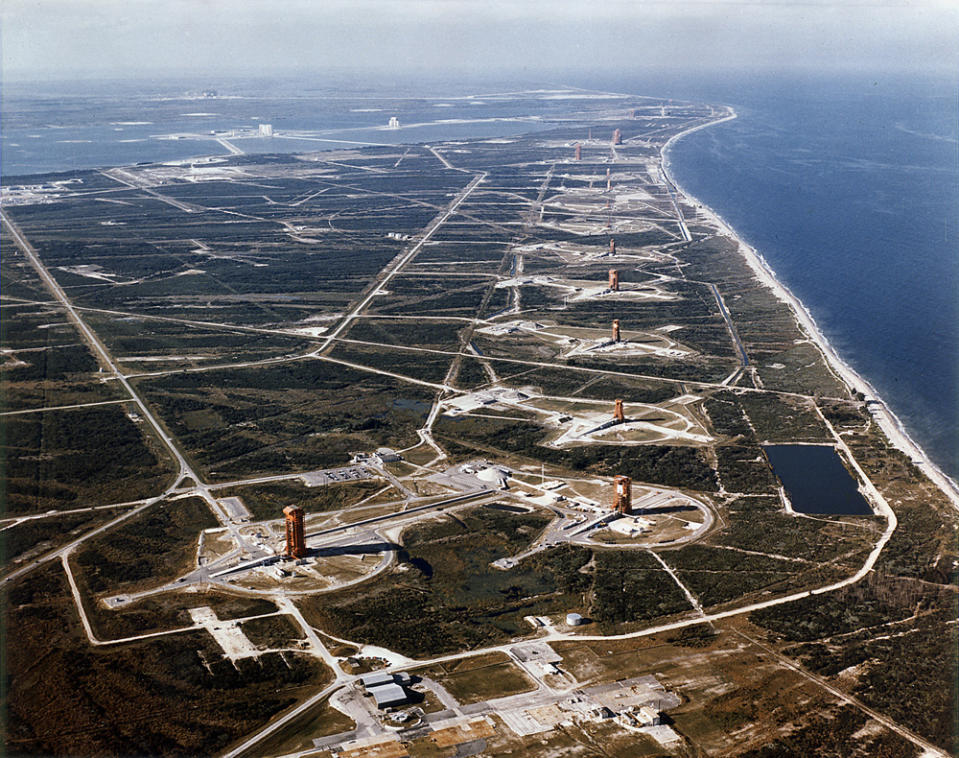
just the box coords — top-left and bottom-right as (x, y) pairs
(371, 683), (411, 709)
(360, 672), (395, 689)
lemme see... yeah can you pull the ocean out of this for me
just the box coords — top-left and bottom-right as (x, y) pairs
(626, 71), (958, 480)
(3, 72), (956, 479)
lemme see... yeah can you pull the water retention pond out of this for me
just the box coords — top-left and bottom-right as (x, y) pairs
(763, 444), (873, 516)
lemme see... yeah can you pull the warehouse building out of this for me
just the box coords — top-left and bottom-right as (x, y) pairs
(359, 672), (413, 710)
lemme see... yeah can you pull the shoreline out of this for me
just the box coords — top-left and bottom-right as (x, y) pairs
(661, 111), (959, 511)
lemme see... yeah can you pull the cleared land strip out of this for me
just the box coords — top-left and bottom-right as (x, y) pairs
(733, 629), (950, 758)
(2, 210), (194, 483)
(312, 171), (488, 355)
(708, 282), (749, 367)
(1, 210), (239, 536)
(0, 398), (132, 416)
(0, 494), (170, 588)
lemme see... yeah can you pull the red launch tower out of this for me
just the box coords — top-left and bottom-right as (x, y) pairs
(283, 505), (307, 559)
(613, 475), (632, 513)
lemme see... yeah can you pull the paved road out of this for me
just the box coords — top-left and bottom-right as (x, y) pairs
(311, 171), (487, 356)
(0, 494), (170, 589)
(2, 211), (196, 487)
(708, 282), (749, 367)
(2, 210), (244, 546)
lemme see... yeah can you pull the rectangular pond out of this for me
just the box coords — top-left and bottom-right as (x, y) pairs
(763, 444), (873, 515)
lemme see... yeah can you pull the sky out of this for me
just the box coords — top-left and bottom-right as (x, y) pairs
(3, 0), (958, 82)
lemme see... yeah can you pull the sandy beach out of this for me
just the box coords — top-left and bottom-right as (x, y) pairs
(662, 113), (959, 512)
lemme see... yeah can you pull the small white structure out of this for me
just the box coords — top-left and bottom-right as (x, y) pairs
(388, 116), (400, 129)
(477, 466), (510, 489)
(258, 123), (273, 137)
(566, 612), (585, 626)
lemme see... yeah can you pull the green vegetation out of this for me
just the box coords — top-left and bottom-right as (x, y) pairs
(74, 497), (216, 593)
(739, 706), (918, 758)
(3, 565), (330, 757)
(136, 361), (434, 480)
(328, 342), (453, 384)
(3, 405), (174, 513)
(217, 479), (386, 521)
(736, 392), (831, 443)
(241, 613), (306, 649)
(591, 550), (692, 626)
(665, 545), (795, 608)
(751, 574), (958, 752)
(435, 415), (718, 492)
(2, 508), (125, 566)
(345, 318), (465, 351)
(84, 592), (278, 641)
(716, 496), (879, 562)
(715, 444), (778, 494)
(298, 507), (591, 656)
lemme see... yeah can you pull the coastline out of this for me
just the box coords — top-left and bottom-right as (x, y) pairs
(661, 112), (959, 511)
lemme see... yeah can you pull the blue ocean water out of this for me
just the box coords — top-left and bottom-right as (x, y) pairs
(637, 72), (958, 479)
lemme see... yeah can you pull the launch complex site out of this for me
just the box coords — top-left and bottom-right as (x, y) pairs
(2, 89), (957, 758)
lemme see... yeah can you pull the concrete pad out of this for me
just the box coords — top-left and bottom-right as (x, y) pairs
(338, 735), (408, 758)
(429, 716), (495, 747)
(188, 606), (258, 661)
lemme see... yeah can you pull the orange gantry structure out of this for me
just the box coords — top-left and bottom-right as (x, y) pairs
(283, 505), (307, 559)
(613, 475), (632, 513)
(614, 398), (625, 423)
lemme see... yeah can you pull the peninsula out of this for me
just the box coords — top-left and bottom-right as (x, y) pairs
(2, 89), (956, 758)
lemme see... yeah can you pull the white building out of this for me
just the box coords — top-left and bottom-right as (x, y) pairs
(258, 123), (273, 137)
(608, 516), (652, 537)
(388, 116), (400, 129)
(374, 448), (401, 464)
(477, 466), (510, 489)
